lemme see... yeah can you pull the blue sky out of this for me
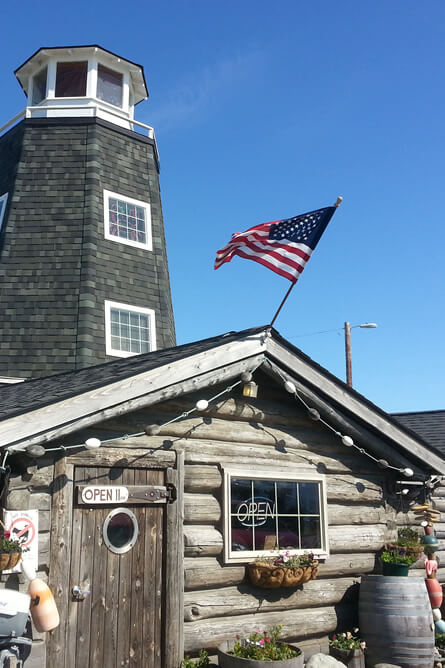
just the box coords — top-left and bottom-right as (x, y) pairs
(2, 1), (444, 412)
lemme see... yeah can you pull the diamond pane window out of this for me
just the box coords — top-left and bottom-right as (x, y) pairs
(104, 190), (152, 251)
(224, 470), (328, 563)
(105, 301), (156, 358)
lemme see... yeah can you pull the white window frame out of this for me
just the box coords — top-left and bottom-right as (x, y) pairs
(0, 193), (8, 232)
(105, 300), (156, 358)
(223, 468), (329, 564)
(103, 190), (152, 251)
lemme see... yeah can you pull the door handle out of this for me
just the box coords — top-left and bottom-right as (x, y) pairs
(72, 585), (91, 599)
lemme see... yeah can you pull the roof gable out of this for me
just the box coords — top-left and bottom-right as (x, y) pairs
(0, 326), (443, 475)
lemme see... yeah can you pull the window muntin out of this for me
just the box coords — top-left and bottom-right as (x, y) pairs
(0, 193), (8, 231)
(105, 301), (156, 358)
(97, 64), (123, 107)
(224, 469), (328, 563)
(32, 67), (47, 105)
(55, 61), (88, 97)
(103, 508), (138, 554)
(104, 190), (152, 251)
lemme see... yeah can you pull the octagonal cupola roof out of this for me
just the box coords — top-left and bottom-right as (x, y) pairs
(14, 45), (149, 128)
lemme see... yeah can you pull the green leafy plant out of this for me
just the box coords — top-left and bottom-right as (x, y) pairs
(0, 521), (22, 554)
(397, 527), (421, 547)
(435, 633), (445, 650)
(330, 629), (366, 651)
(230, 625), (301, 661)
(181, 649), (210, 667)
(380, 548), (418, 565)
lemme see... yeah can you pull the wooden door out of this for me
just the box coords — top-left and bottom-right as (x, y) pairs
(66, 466), (165, 668)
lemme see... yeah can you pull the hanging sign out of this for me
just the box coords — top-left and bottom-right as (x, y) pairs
(80, 486), (129, 505)
(3, 509), (39, 574)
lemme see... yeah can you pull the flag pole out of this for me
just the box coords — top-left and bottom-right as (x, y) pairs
(269, 196), (343, 328)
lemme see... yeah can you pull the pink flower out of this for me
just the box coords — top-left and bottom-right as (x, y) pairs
(3, 531), (10, 539)
(259, 640), (264, 646)
(265, 638), (270, 643)
(332, 635), (337, 641)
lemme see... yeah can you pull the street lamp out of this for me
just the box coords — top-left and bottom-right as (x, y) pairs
(344, 322), (378, 388)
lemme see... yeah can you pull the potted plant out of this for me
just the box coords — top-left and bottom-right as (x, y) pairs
(247, 551), (318, 589)
(380, 547), (418, 576)
(218, 625), (303, 667)
(0, 522), (22, 571)
(182, 649), (211, 667)
(387, 527), (424, 559)
(329, 629), (366, 668)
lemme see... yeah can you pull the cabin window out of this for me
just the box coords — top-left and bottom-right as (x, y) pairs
(0, 193), (8, 231)
(103, 508), (138, 554)
(97, 64), (123, 107)
(103, 190), (152, 251)
(31, 67), (47, 104)
(105, 300), (156, 358)
(55, 61), (88, 97)
(223, 469), (329, 563)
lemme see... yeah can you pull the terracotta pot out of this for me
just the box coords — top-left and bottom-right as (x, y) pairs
(0, 552), (21, 570)
(218, 641), (304, 667)
(329, 646), (365, 668)
(247, 561), (318, 589)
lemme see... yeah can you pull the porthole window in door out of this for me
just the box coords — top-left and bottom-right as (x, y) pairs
(103, 508), (138, 554)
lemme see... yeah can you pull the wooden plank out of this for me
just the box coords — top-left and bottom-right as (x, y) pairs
(102, 467), (124, 668)
(47, 459), (74, 668)
(2, 342), (265, 450)
(67, 447), (176, 469)
(164, 452), (184, 668)
(65, 480), (83, 668)
(184, 577), (359, 621)
(184, 603), (356, 653)
(129, 468), (148, 667)
(116, 468), (135, 666)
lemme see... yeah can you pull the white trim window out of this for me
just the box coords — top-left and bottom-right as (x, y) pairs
(0, 193), (8, 231)
(105, 301), (156, 358)
(223, 469), (329, 563)
(104, 190), (152, 251)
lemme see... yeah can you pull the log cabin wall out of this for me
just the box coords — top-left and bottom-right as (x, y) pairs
(1, 375), (440, 665)
(74, 378), (406, 659)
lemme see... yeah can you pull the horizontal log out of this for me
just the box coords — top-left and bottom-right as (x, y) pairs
(184, 557), (245, 591)
(184, 526), (223, 557)
(326, 476), (383, 504)
(6, 490), (51, 511)
(184, 494), (221, 524)
(318, 553), (377, 578)
(327, 504), (387, 525)
(182, 440), (382, 476)
(184, 604), (356, 652)
(184, 577), (359, 621)
(185, 465), (222, 492)
(184, 553), (378, 591)
(154, 396), (314, 428)
(328, 525), (388, 553)
(433, 500), (445, 513)
(66, 444), (176, 469)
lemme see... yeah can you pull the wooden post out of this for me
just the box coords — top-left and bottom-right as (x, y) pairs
(344, 321), (353, 387)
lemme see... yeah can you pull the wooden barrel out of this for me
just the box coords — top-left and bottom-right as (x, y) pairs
(359, 575), (434, 668)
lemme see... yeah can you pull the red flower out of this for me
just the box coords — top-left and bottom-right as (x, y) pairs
(265, 637), (270, 642)
(3, 531), (10, 539)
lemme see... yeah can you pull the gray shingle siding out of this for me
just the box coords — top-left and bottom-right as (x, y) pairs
(0, 118), (175, 379)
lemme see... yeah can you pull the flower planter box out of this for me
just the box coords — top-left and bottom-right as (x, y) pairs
(0, 552), (21, 571)
(247, 561), (318, 589)
(329, 646), (365, 668)
(218, 641), (304, 667)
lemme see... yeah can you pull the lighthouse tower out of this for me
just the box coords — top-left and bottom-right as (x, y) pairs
(0, 46), (176, 380)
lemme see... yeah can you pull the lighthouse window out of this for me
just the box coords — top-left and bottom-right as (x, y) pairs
(0, 194), (8, 231)
(97, 65), (123, 107)
(31, 67), (47, 105)
(55, 61), (88, 98)
(103, 190), (152, 251)
(223, 469), (329, 563)
(103, 508), (138, 554)
(105, 300), (156, 358)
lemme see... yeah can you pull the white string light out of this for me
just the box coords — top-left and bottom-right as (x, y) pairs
(275, 362), (420, 479)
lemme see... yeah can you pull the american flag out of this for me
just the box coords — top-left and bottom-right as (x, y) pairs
(214, 206), (336, 282)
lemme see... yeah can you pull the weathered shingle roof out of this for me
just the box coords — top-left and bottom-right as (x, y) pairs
(0, 327), (265, 422)
(392, 410), (445, 456)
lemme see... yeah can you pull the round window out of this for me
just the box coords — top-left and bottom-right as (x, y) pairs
(103, 508), (138, 554)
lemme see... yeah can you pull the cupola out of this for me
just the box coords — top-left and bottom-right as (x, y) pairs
(14, 45), (148, 130)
